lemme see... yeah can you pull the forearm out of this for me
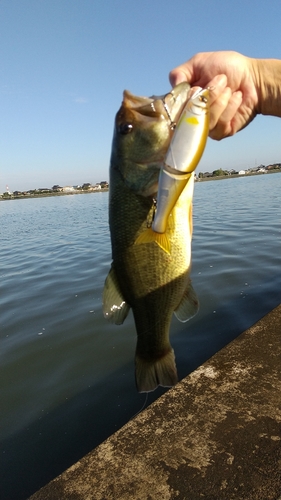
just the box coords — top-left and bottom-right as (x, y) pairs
(255, 58), (281, 117)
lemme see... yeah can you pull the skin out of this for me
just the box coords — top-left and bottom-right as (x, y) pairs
(169, 51), (281, 141)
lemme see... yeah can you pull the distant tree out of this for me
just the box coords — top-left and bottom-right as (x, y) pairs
(100, 181), (109, 188)
(52, 185), (63, 191)
(198, 172), (203, 179)
(212, 168), (228, 176)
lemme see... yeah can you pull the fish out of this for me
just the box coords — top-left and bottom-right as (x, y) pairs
(103, 83), (203, 392)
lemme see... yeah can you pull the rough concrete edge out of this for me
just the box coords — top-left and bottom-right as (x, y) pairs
(29, 304), (281, 500)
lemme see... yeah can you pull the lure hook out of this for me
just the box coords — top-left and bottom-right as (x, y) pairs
(162, 92), (177, 130)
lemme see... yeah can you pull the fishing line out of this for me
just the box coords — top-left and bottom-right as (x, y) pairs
(129, 392), (149, 421)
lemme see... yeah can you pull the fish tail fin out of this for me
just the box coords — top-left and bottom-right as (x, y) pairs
(134, 228), (171, 254)
(135, 349), (178, 393)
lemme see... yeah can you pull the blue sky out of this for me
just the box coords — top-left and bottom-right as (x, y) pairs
(1, 0), (280, 193)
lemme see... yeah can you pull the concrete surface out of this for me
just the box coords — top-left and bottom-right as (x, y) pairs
(29, 304), (281, 500)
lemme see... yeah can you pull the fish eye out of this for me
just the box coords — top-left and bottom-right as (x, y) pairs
(199, 95), (208, 104)
(118, 123), (133, 135)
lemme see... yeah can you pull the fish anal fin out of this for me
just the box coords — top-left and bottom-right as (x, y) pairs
(174, 280), (199, 323)
(135, 349), (178, 393)
(103, 266), (130, 325)
(135, 228), (171, 254)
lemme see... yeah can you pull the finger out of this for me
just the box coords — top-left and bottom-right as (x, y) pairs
(218, 91), (243, 127)
(207, 74), (228, 103)
(169, 68), (192, 87)
(209, 86), (232, 131)
(210, 91), (243, 140)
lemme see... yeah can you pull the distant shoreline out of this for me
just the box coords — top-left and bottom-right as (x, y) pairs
(1, 170), (280, 201)
(196, 169), (281, 182)
(0, 188), (109, 201)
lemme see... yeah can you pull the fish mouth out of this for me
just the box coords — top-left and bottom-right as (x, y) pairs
(149, 82), (191, 126)
(123, 82), (191, 127)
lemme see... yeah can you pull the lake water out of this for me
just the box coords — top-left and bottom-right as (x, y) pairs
(1, 173), (280, 499)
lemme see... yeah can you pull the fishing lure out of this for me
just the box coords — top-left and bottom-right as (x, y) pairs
(136, 87), (209, 254)
(152, 87), (209, 235)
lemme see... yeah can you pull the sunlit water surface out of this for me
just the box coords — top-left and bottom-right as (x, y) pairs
(1, 174), (280, 499)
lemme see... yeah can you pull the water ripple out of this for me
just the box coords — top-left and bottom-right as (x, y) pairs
(0, 175), (280, 499)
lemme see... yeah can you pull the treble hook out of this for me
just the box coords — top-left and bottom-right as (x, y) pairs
(162, 92), (176, 130)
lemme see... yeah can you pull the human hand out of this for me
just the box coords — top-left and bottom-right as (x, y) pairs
(169, 51), (260, 140)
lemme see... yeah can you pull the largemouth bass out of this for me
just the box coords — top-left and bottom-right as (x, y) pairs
(103, 83), (207, 392)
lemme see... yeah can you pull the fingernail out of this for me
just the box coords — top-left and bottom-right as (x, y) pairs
(233, 90), (243, 102)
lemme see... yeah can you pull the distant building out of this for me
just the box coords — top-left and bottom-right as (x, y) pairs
(238, 170), (245, 175)
(38, 188), (52, 193)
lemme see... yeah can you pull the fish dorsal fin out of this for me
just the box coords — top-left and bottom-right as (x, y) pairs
(103, 266), (130, 325)
(134, 228), (171, 254)
(174, 280), (199, 322)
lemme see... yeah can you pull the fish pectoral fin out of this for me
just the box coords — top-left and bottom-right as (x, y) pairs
(174, 280), (199, 323)
(135, 349), (178, 393)
(134, 228), (171, 254)
(103, 266), (130, 325)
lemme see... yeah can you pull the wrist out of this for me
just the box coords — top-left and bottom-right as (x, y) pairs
(254, 58), (281, 117)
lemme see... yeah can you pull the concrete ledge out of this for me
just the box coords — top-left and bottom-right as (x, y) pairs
(29, 305), (281, 500)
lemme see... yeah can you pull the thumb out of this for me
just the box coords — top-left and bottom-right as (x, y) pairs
(169, 63), (194, 87)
